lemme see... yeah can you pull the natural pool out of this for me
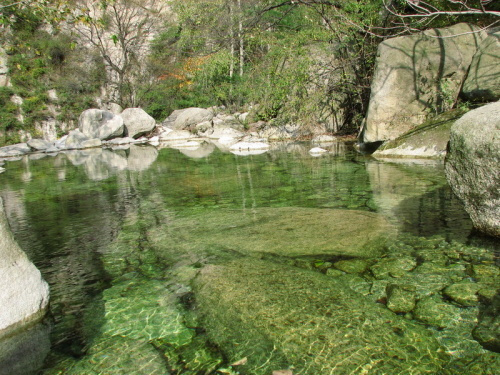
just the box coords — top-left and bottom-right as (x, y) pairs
(0, 141), (498, 374)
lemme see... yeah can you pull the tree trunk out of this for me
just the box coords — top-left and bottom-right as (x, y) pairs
(237, 0), (243, 76)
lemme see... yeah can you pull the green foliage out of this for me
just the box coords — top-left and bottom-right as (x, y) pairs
(0, 3), (104, 145)
(0, 87), (23, 144)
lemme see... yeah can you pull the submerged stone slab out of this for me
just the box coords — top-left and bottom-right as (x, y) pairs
(194, 258), (449, 374)
(151, 207), (395, 260)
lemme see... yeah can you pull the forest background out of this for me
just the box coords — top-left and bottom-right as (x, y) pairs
(0, 0), (498, 145)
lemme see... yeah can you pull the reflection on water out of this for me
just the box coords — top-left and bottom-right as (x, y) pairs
(0, 142), (498, 374)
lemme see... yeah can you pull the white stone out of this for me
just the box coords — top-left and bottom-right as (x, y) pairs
(160, 130), (196, 141)
(79, 109), (124, 140)
(0, 197), (49, 336)
(309, 147), (328, 155)
(121, 108), (156, 138)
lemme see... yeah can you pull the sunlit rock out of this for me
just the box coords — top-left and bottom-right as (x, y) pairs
(309, 147), (328, 155)
(445, 101), (500, 237)
(27, 138), (52, 151)
(363, 23), (485, 143)
(0, 197), (49, 336)
(462, 29), (500, 102)
(159, 129), (196, 141)
(230, 142), (270, 155)
(372, 110), (465, 159)
(121, 108), (156, 139)
(0, 143), (30, 158)
(79, 109), (124, 141)
(163, 107), (214, 131)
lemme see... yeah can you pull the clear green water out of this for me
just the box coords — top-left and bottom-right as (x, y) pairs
(0, 142), (498, 374)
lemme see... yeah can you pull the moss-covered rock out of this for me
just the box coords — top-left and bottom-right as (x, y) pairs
(194, 258), (449, 374)
(333, 258), (370, 274)
(414, 296), (463, 328)
(372, 109), (466, 159)
(386, 284), (416, 313)
(444, 281), (481, 307)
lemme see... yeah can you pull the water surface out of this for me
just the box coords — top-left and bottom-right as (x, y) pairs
(0, 142), (498, 374)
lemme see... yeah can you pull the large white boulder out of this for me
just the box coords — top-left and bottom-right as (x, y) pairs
(363, 23), (485, 143)
(162, 108), (214, 130)
(79, 109), (124, 140)
(445, 101), (500, 237)
(0, 198), (49, 336)
(121, 108), (156, 139)
(462, 29), (500, 102)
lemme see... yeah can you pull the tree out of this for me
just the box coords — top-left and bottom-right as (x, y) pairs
(70, 0), (167, 107)
(381, 1), (499, 35)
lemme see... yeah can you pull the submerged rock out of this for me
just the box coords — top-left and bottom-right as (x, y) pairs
(414, 295), (463, 328)
(150, 207), (395, 261)
(194, 258), (449, 374)
(444, 281), (480, 307)
(445, 101), (500, 237)
(51, 277), (194, 375)
(386, 284), (416, 313)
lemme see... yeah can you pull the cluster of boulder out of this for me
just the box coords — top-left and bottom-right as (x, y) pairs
(0, 106), (340, 162)
(359, 23), (499, 238)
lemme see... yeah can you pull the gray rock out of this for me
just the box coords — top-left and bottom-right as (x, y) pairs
(0, 197), (49, 336)
(0, 143), (31, 158)
(363, 23), (485, 143)
(0, 323), (50, 375)
(259, 125), (295, 140)
(207, 125), (244, 140)
(64, 130), (90, 150)
(159, 130), (196, 141)
(462, 29), (500, 102)
(80, 138), (102, 149)
(445, 101), (500, 237)
(27, 138), (52, 151)
(163, 108), (213, 130)
(372, 109), (465, 159)
(121, 108), (156, 138)
(79, 109), (124, 140)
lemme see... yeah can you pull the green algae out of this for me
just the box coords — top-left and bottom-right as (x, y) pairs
(194, 258), (450, 374)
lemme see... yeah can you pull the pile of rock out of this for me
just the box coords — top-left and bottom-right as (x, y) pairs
(0, 106), (338, 165)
